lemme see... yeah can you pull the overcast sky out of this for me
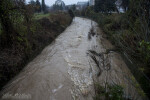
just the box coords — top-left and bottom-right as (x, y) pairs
(26, 0), (88, 6)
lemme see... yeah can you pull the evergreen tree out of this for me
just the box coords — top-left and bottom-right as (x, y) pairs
(105, 0), (116, 13)
(94, 0), (116, 13)
(121, 0), (129, 11)
(42, 0), (46, 12)
(36, 0), (41, 12)
(94, 0), (104, 13)
(71, 4), (76, 11)
(68, 9), (75, 18)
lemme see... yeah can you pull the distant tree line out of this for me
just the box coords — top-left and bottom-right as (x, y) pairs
(53, 4), (63, 11)
(28, 0), (48, 13)
(94, 0), (130, 13)
(94, 0), (116, 13)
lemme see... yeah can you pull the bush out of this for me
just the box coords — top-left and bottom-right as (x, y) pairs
(94, 84), (124, 100)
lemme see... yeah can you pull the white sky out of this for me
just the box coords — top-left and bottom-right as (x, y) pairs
(26, 0), (89, 6)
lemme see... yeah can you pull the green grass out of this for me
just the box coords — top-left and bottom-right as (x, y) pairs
(34, 13), (50, 20)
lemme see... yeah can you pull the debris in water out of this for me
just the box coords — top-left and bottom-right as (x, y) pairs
(52, 84), (63, 93)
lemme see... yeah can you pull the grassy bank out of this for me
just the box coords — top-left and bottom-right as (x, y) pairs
(0, 12), (72, 90)
(34, 13), (50, 20)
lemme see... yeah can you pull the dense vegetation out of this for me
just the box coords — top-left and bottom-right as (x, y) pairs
(76, 0), (150, 99)
(0, 0), (72, 90)
(94, 0), (116, 13)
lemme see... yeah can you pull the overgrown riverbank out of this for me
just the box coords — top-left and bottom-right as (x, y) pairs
(75, 4), (150, 98)
(0, 12), (72, 90)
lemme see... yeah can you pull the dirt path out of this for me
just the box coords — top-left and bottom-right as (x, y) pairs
(0, 17), (144, 100)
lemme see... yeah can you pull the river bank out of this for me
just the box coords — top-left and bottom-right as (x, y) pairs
(0, 12), (72, 90)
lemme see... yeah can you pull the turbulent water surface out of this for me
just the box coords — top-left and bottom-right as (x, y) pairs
(0, 17), (145, 100)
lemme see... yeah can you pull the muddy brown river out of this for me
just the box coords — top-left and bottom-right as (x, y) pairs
(0, 17), (146, 100)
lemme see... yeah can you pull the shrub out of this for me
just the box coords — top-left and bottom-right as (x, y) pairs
(94, 84), (124, 100)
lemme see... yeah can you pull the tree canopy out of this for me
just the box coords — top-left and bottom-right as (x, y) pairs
(94, 0), (116, 13)
(121, 0), (129, 11)
(36, 0), (41, 12)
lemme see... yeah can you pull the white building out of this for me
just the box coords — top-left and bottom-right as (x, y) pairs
(89, 0), (95, 6)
